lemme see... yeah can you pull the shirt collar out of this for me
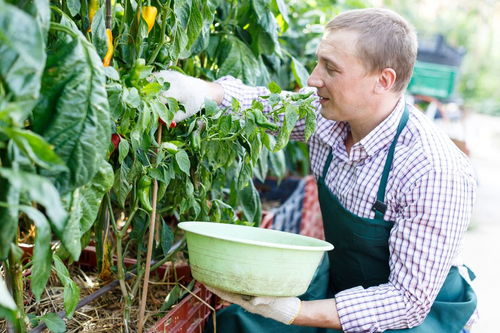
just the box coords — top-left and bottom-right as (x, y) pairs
(316, 117), (349, 160)
(357, 97), (406, 158)
(316, 97), (406, 162)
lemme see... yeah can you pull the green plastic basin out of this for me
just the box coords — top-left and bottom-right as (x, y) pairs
(178, 221), (334, 297)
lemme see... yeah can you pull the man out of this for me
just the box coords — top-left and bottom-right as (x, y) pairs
(157, 8), (477, 333)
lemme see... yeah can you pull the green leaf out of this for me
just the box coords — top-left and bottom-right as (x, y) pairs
(151, 100), (173, 127)
(189, 0), (215, 55)
(269, 148), (286, 179)
(291, 57), (310, 88)
(53, 255), (80, 318)
(104, 66), (120, 81)
(160, 285), (181, 311)
(238, 180), (262, 224)
(0, 276), (17, 310)
(22, 0), (51, 42)
(4, 128), (66, 170)
(175, 150), (191, 175)
(107, 82), (124, 119)
(274, 104), (299, 151)
(165, 97), (180, 114)
(304, 106), (317, 141)
(273, 0), (289, 25)
(204, 100), (218, 116)
(231, 98), (241, 112)
(179, 279), (195, 298)
(172, 0), (192, 58)
(118, 139), (130, 164)
(141, 81), (162, 96)
(32, 26), (111, 194)
(122, 87), (141, 108)
(91, 7), (107, 58)
(181, 0), (203, 58)
(63, 190), (83, 261)
(218, 36), (261, 85)
(0, 174), (20, 260)
(254, 146), (269, 182)
(113, 162), (132, 208)
(19, 206), (52, 301)
(0, 275), (18, 325)
(160, 220), (174, 256)
(218, 115), (232, 137)
(237, 162), (253, 189)
(79, 160), (114, 234)
(0, 168), (67, 239)
(268, 81), (281, 94)
(40, 313), (66, 333)
(250, 0), (280, 54)
(0, 1), (46, 111)
(66, 0), (81, 17)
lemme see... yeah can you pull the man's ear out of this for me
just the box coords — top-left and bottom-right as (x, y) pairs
(374, 68), (397, 94)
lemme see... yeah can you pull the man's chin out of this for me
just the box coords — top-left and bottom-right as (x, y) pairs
(319, 106), (337, 121)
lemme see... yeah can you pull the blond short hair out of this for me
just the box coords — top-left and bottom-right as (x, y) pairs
(326, 8), (417, 93)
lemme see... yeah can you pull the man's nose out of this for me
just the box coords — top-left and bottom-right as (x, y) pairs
(307, 66), (323, 88)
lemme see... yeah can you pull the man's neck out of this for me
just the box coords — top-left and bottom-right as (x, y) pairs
(345, 95), (401, 154)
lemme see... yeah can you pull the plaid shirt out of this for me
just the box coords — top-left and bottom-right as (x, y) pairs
(216, 76), (477, 332)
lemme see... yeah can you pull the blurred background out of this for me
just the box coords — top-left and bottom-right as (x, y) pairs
(282, 1), (500, 331)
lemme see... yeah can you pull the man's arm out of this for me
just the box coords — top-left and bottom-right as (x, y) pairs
(207, 287), (342, 329)
(292, 299), (342, 329)
(332, 168), (476, 332)
(154, 70), (320, 141)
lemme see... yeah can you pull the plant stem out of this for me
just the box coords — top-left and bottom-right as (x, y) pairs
(107, 195), (118, 233)
(116, 237), (130, 333)
(137, 124), (163, 333)
(117, 0), (129, 48)
(7, 230), (26, 333)
(49, 22), (79, 38)
(108, 196), (129, 298)
(118, 207), (138, 238)
(147, 3), (169, 65)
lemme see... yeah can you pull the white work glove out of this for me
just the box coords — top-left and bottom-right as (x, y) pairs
(152, 70), (212, 122)
(206, 286), (301, 325)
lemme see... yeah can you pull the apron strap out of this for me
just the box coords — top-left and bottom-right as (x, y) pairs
(372, 105), (410, 219)
(321, 149), (334, 179)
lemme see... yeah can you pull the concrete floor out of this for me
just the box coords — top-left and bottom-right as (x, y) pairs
(458, 112), (500, 332)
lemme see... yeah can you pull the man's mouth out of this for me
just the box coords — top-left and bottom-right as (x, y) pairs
(319, 96), (330, 104)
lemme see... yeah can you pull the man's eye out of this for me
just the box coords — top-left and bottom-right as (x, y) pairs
(326, 67), (336, 73)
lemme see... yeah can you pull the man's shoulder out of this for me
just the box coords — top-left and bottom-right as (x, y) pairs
(394, 106), (474, 181)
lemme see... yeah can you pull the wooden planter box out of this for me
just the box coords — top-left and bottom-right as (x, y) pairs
(148, 280), (214, 333)
(259, 175), (324, 239)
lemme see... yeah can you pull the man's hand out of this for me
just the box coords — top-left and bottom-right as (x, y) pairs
(152, 70), (223, 122)
(206, 286), (301, 325)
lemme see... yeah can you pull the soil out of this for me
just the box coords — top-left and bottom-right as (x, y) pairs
(0, 262), (191, 333)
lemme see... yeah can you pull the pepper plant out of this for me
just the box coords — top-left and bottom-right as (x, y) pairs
(0, 0), (332, 331)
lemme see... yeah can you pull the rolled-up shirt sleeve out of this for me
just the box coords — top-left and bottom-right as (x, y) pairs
(335, 168), (476, 332)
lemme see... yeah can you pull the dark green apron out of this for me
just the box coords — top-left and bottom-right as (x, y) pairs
(206, 106), (477, 332)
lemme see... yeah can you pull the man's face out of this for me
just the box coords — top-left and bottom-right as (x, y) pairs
(307, 30), (379, 122)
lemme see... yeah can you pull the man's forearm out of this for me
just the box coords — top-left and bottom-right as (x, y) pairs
(292, 299), (342, 329)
